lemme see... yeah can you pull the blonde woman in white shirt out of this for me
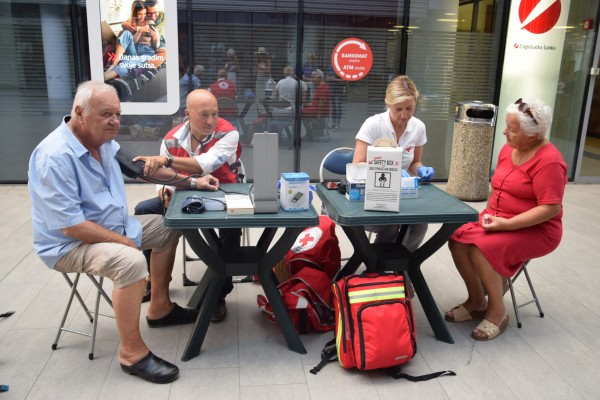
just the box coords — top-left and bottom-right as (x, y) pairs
(353, 75), (435, 250)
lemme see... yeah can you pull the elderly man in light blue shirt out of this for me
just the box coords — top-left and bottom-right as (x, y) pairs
(28, 81), (219, 384)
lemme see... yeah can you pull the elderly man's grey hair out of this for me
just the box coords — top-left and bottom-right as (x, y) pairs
(312, 69), (324, 79)
(71, 81), (118, 117)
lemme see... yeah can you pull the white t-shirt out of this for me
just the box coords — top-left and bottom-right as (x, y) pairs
(355, 109), (427, 170)
(275, 76), (307, 104)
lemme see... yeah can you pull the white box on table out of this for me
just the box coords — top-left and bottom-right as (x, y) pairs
(345, 163), (366, 202)
(365, 145), (402, 212)
(280, 172), (310, 211)
(401, 177), (419, 199)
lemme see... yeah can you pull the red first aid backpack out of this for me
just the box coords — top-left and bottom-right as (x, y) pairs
(311, 272), (455, 381)
(335, 272), (416, 370)
(257, 216), (341, 333)
(257, 267), (334, 333)
(286, 215), (341, 280)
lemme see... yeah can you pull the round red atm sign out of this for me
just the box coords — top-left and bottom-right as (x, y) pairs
(331, 38), (373, 81)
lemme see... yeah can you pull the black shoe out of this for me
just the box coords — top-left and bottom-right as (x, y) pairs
(146, 303), (199, 328)
(120, 352), (179, 384)
(211, 298), (227, 323)
(142, 281), (151, 303)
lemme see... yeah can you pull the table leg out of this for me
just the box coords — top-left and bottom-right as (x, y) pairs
(180, 229), (227, 361)
(407, 223), (462, 344)
(341, 225), (379, 270)
(258, 227), (307, 354)
(187, 269), (212, 309)
(182, 271), (225, 361)
(336, 251), (362, 279)
(407, 267), (453, 344)
(187, 229), (221, 309)
(180, 226), (308, 360)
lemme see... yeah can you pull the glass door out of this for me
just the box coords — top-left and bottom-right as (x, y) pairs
(554, 0), (600, 182)
(576, 21), (600, 182)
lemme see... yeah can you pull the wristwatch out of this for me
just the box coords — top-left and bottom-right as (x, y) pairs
(189, 177), (197, 189)
(164, 153), (173, 168)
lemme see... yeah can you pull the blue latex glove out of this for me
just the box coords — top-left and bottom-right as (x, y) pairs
(418, 166), (435, 182)
(401, 169), (410, 178)
(309, 184), (316, 203)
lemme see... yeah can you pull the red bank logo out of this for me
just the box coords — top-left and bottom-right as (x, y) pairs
(519, 0), (561, 34)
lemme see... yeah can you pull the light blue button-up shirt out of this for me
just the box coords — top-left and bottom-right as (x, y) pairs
(28, 117), (142, 268)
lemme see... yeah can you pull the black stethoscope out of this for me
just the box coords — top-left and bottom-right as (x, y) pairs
(183, 119), (212, 155)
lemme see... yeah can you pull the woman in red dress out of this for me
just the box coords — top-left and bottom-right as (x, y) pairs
(445, 97), (567, 341)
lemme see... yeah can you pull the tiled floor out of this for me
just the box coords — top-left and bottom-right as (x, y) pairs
(1, 183), (599, 400)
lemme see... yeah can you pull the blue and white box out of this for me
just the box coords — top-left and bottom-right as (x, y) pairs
(401, 177), (419, 198)
(345, 163), (366, 202)
(280, 172), (310, 211)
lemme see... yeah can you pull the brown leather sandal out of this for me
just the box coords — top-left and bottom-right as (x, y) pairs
(444, 304), (486, 322)
(471, 315), (509, 341)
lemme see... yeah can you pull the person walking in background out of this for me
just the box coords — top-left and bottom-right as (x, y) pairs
(254, 47), (271, 117)
(301, 52), (319, 96)
(326, 67), (345, 131)
(224, 48), (240, 89)
(445, 97), (567, 341)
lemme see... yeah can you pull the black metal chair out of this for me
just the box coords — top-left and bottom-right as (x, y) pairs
(217, 97), (241, 132)
(267, 98), (295, 149)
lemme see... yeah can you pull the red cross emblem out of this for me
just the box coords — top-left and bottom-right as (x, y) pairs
(291, 227), (322, 253)
(299, 233), (315, 246)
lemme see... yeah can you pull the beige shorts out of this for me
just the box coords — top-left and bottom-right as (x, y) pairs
(55, 215), (181, 288)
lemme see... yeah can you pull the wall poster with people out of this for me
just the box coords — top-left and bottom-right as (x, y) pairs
(86, 0), (179, 115)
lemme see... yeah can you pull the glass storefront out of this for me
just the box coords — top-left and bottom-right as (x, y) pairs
(0, 0), (598, 183)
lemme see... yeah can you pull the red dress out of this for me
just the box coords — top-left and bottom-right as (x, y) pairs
(451, 143), (567, 277)
(302, 81), (330, 117)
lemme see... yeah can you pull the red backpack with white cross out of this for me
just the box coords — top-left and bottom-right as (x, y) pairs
(286, 215), (341, 281)
(257, 216), (341, 333)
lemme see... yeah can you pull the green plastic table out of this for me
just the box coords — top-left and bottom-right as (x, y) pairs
(316, 183), (479, 343)
(164, 184), (319, 361)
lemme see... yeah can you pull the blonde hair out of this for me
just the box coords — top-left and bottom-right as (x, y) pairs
(385, 75), (419, 106)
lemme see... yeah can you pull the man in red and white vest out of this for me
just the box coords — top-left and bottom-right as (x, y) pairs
(209, 69), (236, 108)
(134, 89), (241, 322)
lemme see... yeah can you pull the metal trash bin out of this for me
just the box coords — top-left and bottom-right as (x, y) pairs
(446, 101), (498, 201)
